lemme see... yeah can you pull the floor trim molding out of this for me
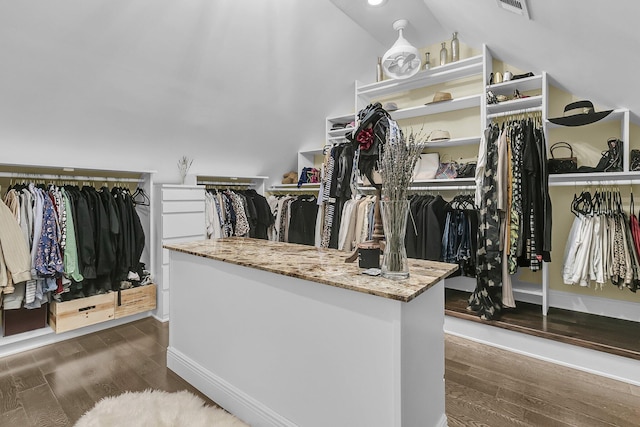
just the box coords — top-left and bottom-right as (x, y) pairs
(167, 347), (296, 427)
(549, 289), (640, 323)
(444, 315), (640, 387)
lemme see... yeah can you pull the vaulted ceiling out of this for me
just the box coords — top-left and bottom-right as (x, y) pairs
(331, 0), (640, 122)
(1, 0), (638, 184)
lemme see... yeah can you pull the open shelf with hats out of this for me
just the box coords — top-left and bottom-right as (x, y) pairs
(389, 94), (482, 121)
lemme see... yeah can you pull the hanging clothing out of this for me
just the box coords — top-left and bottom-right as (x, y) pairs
(468, 124), (503, 320)
(562, 189), (640, 293)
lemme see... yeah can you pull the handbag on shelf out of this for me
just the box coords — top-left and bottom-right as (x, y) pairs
(547, 142), (578, 174)
(456, 162), (476, 178)
(413, 153), (439, 181)
(577, 137), (623, 173)
(435, 156), (458, 180)
(631, 149), (640, 172)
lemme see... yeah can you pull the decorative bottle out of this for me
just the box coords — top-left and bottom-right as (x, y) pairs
(424, 52), (431, 70)
(376, 57), (383, 82)
(451, 32), (459, 62)
(439, 42), (448, 66)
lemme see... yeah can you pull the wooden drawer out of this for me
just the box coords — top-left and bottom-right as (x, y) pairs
(115, 284), (157, 319)
(49, 293), (115, 334)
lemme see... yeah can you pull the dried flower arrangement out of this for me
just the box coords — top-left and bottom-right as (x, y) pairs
(378, 128), (426, 202)
(377, 127), (427, 278)
(177, 156), (193, 184)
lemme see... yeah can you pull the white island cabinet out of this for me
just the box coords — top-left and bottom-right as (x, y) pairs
(165, 238), (457, 427)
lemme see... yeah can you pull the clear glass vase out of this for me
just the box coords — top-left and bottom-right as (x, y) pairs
(380, 200), (410, 280)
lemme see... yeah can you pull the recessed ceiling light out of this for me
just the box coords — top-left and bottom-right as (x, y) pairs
(367, 0), (387, 6)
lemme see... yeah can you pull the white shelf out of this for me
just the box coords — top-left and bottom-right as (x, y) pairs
(424, 136), (481, 149)
(328, 126), (354, 137)
(486, 95), (543, 115)
(269, 183), (321, 192)
(299, 148), (324, 156)
(327, 113), (355, 124)
(410, 177), (476, 187)
(548, 171), (640, 186)
(356, 55), (484, 100)
(486, 74), (543, 95)
(545, 108), (628, 129)
(390, 95), (482, 121)
(196, 174), (268, 182)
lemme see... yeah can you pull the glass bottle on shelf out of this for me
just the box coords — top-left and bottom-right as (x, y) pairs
(451, 32), (459, 62)
(424, 52), (431, 70)
(376, 57), (383, 82)
(439, 42), (448, 66)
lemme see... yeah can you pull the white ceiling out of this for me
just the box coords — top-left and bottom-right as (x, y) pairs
(330, 0), (640, 123)
(1, 0), (640, 185)
(329, 0), (447, 48)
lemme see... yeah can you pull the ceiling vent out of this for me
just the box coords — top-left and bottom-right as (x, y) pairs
(496, 0), (531, 19)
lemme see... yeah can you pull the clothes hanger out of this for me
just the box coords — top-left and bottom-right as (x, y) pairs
(132, 186), (150, 206)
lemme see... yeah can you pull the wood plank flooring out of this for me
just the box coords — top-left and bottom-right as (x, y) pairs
(0, 318), (217, 427)
(0, 316), (639, 426)
(446, 288), (640, 361)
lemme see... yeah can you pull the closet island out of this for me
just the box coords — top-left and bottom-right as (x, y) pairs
(164, 237), (457, 427)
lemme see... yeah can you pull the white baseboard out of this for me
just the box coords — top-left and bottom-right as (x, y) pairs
(167, 347), (296, 427)
(152, 313), (169, 323)
(549, 289), (640, 322)
(444, 315), (640, 387)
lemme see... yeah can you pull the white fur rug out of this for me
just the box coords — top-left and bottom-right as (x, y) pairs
(74, 389), (249, 427)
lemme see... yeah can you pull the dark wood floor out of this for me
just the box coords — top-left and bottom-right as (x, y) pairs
(0, 318), (217, 426)
(445, 288), (640, 361)
(1, 317), (639, 426)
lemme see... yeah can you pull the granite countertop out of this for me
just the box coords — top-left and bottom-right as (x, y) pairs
(164, 238), (458, 303)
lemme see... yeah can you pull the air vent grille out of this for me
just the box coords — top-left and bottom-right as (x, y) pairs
(496, 0), (531, 19)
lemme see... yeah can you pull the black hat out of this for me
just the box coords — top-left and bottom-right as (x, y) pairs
(548, 100), (613, 127)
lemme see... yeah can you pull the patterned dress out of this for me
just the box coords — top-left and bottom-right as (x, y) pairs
(468, 124), (503, 320)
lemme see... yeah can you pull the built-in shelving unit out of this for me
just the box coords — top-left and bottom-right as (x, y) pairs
(0, 162), (157, 357)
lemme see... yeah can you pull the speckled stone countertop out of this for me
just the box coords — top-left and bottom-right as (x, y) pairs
(164, 238), (458, 303)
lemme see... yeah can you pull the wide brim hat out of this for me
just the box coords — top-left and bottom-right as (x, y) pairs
(548, 100), (613, 127)
(383, 102), (398, 112)
(426, 91), (453, 104)
(427, 130), (451, 142)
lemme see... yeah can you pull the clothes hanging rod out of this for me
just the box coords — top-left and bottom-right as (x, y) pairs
(549, 179), (640, 188)
(487, 106), (542, 119)
(0, 172), (142, 183)
(200, 180), (255, 187)
(269, 186), (319, 193)
(408, 185), (476, 192)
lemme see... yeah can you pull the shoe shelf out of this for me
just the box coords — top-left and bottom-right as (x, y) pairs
(486, 74), (543, 95)
(486, 95), (543, 116)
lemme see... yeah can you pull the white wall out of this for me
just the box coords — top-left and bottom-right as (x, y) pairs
(0, 0), (383, 184)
